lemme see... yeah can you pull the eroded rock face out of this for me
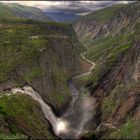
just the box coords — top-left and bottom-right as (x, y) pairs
(74, 2), (140, 139)
(78, 39), (140, 139)
(0, 21), (83, 112)
(74, 2), (140, 40)
(88, 39), (140, 139)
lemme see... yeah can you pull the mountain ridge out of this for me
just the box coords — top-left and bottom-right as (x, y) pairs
(0, 3), (50, 21)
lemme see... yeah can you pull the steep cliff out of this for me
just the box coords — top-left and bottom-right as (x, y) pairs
(74, 2), (139, 65)
(74, 3), (139, 40)
(0, 9), (85, 138)
(0, 18), (83, 112)
(74, 2), (140, 139)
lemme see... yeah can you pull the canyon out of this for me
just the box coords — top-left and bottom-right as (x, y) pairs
(0, 1), (140, 139)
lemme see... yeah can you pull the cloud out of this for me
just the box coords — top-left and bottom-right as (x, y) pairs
(1, 1), (131, 15)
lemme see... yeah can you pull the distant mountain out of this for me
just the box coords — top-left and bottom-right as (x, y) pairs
(45, 11), (80, 22)
(0, 3), (50, 21)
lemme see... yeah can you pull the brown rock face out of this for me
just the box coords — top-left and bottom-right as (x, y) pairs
(93, 42), (140, 124)
(73, 2), (140, 138)
(108, 91), (140, 125)
(87, 38), (140, 139)
(74, 2), (140, 40)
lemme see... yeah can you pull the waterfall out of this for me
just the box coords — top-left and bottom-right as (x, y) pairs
(1, 83), (96, 139)
(11, 86), (69, 136)
(0, 50), (96, 139)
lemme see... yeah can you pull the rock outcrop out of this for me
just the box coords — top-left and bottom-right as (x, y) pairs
(74, 2), (140, 40)
(74, 2), (140, 139)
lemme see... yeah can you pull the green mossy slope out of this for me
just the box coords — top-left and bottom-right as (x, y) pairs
(0, 94), (55, 139)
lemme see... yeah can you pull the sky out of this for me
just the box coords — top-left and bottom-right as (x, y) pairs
(1, 1), (132, 15)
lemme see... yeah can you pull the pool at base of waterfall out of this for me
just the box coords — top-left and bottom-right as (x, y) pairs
(1, 85), (96, 139)
(1, 52), (96, 139)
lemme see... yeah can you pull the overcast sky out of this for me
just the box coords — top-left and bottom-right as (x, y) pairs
(1, 1), (132, 15)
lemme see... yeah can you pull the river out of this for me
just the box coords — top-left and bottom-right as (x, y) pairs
(1, 51), (96, 139)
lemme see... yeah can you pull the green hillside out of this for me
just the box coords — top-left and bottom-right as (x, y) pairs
(0, 4), (84, 139)
(79, 4), (127, 23)
(75, 2), (140, 64)
(0, 3), (49, 21)
(74, 2), (140, 139)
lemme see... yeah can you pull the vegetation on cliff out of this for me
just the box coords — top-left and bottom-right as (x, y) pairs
(0, 94), (55, 139)
(0, 1), (140, 139)
(0, 5), (85, 140)
(0, 15), (84, 112)
(74, 2), (140, 139)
